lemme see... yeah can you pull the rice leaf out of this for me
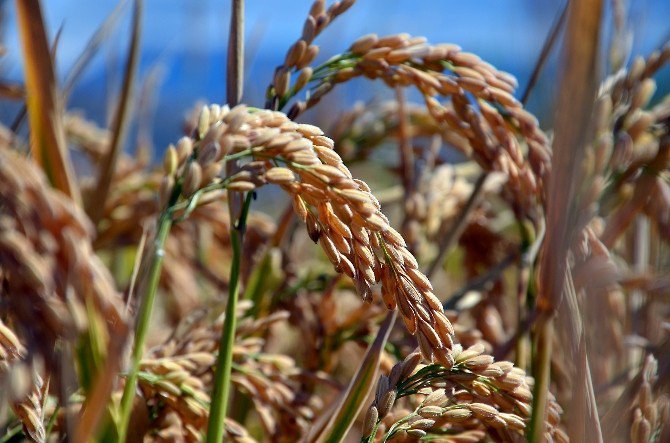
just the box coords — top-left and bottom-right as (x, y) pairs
(309, 311), (397, 443)
(87, 0), (143, 223)
(15, 0), (81, 203)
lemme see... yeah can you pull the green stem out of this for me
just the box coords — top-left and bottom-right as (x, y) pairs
(0, 424), (23, 443)
(206, 192), (254, 442)
(45, 404), (60, 438)
(528, 317), (553, 443)
(117, 212), (172, 442)
(363, 419), (382, 443)
(276, 53), (356, 110)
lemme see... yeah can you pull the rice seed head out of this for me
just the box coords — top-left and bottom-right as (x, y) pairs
(281, 33), (552, 221)
(157, 105), (464, 366)
(0, 149), (127, 391)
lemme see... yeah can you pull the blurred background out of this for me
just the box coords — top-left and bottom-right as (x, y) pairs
(0, 3), (669, 441)
(1, 0), (669, 154)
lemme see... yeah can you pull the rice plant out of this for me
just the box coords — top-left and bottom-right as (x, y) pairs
(1, 0), (669, 442)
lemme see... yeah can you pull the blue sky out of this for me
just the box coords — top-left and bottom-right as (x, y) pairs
(1, 0), (668, 151)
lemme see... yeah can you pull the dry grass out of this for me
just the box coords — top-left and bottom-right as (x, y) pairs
(1, 0), (670, 442)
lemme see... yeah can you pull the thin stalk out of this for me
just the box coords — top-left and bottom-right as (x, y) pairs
(425, 171), (488, 279)
(0, 424), (22, 443)
(226, 0), (244, 105)
(515, 221), (545, 370)
(363, 420), (382, 443)
(206, 192), (254, 442)
(520, 1), (569, 105)
(117, 211), (172, 442)
(219, 18), (246, 440)
(63, 0), (128, 101)
(444, 251), (517, 310)
(395, 87), (414, 193)
(528, 316), (553, 443)
(45, 405), (61, 438)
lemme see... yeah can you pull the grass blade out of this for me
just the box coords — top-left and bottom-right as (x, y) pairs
(309, 311), (397, 443)
(531, 0), (604, 441)
(87, 0), (143, 224)
(73, 321), (128, 442)
(556, 270), (603, 442)
(15, 0), (80, 203)
(10, 22), (62, 135)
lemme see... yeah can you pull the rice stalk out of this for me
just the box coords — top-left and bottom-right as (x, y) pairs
(206, 1), (247, 436)
(117, 209), (172, 442)
(206, 192), (253, 442)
